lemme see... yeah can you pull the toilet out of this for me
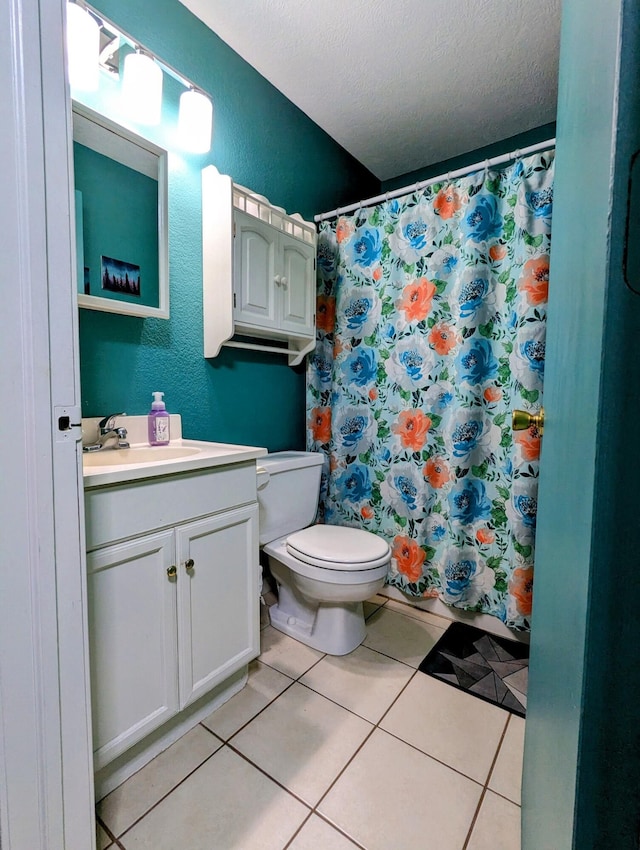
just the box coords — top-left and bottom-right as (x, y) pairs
(257, 451), (391, 655)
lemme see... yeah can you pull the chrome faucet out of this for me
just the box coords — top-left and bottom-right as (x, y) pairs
(83, 413), (130, 452)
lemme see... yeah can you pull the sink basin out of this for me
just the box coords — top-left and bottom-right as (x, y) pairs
(83, 446), (201, 467)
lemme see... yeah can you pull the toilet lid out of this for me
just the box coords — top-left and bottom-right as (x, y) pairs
(286, 525), (391, 571)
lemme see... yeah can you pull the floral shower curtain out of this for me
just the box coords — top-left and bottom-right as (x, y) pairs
(307, 152), (554, 630)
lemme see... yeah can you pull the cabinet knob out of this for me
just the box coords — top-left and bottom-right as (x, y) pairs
(274, 274), (281, 286)
(184, 558), (195, 572)
(280, 276), (288, 288)
(167, 565), (177, 579)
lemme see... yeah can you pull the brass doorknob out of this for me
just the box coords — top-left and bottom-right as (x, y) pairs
(512, 408), (545, 435)
(184, 558), (195, 572)
(167, 565), (177, 579)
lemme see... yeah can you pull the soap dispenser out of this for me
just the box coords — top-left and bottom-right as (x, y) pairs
(148, 391), (170, 446)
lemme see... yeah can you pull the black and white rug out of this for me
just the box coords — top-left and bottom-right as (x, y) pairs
(418, 622), (529, 717)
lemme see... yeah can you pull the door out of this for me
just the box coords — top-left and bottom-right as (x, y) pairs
(87, 532), (179, 769)
(280, 235), (315, 336)
(234, 210), (278, 329)
(522, 1), (640, 847)
(176, 506), (260, 708)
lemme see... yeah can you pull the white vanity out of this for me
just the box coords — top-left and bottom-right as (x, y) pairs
(83, 416), (266, 798)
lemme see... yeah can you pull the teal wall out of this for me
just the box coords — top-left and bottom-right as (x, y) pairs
(380, 123), (556, 192)
(77, 0), (378, 450)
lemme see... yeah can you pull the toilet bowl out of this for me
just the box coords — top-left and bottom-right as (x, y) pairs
(257, 452), (391, 655)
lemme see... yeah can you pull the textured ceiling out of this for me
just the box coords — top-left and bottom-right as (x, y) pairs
(178, 0), (561, 181)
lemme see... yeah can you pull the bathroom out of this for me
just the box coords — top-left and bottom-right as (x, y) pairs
(3, 0), (640, 849)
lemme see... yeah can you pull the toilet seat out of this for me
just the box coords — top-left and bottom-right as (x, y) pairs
(286, 525), (390, 571)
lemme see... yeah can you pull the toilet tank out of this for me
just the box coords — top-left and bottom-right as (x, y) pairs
(257, 451), (324, 545)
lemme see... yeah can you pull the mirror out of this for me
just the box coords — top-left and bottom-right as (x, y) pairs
(72, 101), (169, 319)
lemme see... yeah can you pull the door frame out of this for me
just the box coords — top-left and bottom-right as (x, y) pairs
(0, 0), (94, 847)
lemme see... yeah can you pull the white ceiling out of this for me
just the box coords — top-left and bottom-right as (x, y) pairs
(179, 0), (561, 181)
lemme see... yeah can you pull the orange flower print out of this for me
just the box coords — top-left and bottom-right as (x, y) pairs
(514, 426), (541, 461)
(423, 456), (450, 489)
(434, 185), (464, 220)
(489, 243), (508, 262)
(360, 505), (374, 520)
(309, 407), (331, 444)
(422, 587), (440, 598)
(372, 266), (383, 281)
(518, 256), (550, 306)
(368, 387), (378, 401)
(476, 527), (495, 545)
(316, 294), (336, 333)
(509, 566), (534, 617)
(428, 321), (459, 355)
(391, 410), (431, 451)
(392, 536), (426, 583)
(336, 218), (354, 244)
(484, 386), (502, 403)
(397, 278), (436, 322)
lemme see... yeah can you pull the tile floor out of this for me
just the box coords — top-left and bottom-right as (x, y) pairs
(96, 596), (524, 850)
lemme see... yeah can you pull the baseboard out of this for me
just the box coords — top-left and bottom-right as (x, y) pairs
(378, 586), (530, 644)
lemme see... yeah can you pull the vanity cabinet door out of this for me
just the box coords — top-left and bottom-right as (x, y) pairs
(87, 531), (179, 770)
(176, 504), (260, 709)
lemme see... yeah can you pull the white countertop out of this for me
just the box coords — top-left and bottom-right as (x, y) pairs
(82, 438), (267, 488)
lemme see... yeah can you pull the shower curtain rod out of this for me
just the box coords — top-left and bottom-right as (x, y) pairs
(314, 137), (556, 223)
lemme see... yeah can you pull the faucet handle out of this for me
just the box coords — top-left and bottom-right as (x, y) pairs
(99, 412), (127, 432)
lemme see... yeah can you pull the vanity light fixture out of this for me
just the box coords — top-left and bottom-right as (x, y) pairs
(66, 0), (100, 91)
(178, 88), (213, 154)
(122, 49), (163, 125)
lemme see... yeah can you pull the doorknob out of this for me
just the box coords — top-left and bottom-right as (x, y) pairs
(512, 408), (545, 435)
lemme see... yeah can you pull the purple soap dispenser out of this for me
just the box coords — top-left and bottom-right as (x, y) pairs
(148, 391), (170, 446)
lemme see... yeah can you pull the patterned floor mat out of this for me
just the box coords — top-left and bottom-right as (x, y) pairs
(418, 622), (529, 717)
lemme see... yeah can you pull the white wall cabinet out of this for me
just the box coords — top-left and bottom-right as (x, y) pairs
(85, 462), (260, 784)
(202, 166), (317, 365)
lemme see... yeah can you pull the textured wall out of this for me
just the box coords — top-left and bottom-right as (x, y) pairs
(77, 0), (378, 450)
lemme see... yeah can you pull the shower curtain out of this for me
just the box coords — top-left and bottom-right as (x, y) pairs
(307, 152), (554, 630)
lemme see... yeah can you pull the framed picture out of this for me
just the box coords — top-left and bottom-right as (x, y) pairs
(101, 256), (141, 297)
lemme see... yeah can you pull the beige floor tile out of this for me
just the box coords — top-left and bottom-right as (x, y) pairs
(319, 728), (481, 850)
(97, 724), (222, 837)
(363, 606), (446, 667)
(363, 594), (387, 620)
(202, 660), (293, 740)
(288, 814), (361, 849)
(299, 644), (413, 723)
(120, 746), (309, 850)
(466, 790), (521, 850)
(380, 674), (508, 783)
(231, 682), (373, 806)
(259, 625), (324, 678)
(384, 598), (454, 629)
(489, 715), (526, 804)
(96, 820), (112, 849)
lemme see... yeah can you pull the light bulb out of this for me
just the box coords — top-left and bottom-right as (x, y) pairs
(66, 1), (100, 91)
(178, 89), (213, 154)
(122, 50), (163, 125)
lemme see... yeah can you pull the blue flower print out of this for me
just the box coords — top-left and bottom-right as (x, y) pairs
(317, 239), (336, 278)
(439, 546), (495, 606)
(451, 418), (482, 458)
(389, 204), (436, 263)
(449, 480), (492, 525)
(334, 406), (376, 455)
(380, 463), (427, 519)
(311, 352), (333, 384)
(521, 338), (545, 377)
(342, 347), (378, 387)
(344, 296), (373, 333)
(336, 464), (372, 503)
(349, 228), (381, 268)
(526, 186), (553, 222)
(387, 337), (434, 391)
(457, 275), (489, 320)
(462, 194), (503, 243)
(513, 493), (537, 530)
(456, 338), (499, 385)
